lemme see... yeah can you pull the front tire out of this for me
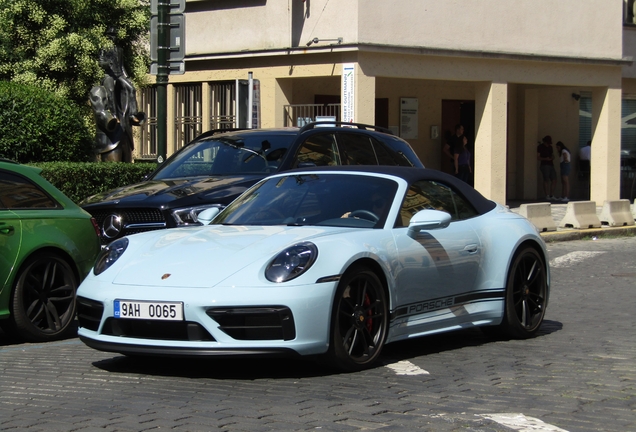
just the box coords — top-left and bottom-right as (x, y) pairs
(9, 253), (78, 342)
(502, 247), (548, 338)
(327, 265), (388, 371)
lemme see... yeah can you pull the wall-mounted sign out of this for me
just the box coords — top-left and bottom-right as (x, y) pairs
(400, 98), (418, 139)
(342, 63), (355, 123)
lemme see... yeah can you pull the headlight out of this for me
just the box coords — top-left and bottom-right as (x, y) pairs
(172, 204), (223, 226)
(265, 242), (318, 283)
(94, 238), (129, 276)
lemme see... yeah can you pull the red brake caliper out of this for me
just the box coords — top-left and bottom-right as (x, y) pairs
(364, 294), (373, 332)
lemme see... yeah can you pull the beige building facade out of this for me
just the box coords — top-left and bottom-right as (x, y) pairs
(139, 0), (636, 206)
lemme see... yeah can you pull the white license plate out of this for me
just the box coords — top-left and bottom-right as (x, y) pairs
(114, 300), (184, 321)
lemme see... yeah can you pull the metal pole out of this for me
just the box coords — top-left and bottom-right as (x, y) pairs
(248, 72), (253, 129)
(156, 0), (169, 164)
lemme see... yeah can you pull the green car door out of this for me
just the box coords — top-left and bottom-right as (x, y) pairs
(0, 209), (21, 316)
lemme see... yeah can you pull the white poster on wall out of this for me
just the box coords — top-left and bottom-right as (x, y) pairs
(400, 98), (418, 139)
(342, 63), (355, 123)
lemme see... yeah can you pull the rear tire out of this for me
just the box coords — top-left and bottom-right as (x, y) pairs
(327, 265), (388, 371)
(9, 252), (78, 342)
(501, 247), (548, 338)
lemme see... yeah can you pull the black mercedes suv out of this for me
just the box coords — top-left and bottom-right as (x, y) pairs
(81, 122), (424, 244)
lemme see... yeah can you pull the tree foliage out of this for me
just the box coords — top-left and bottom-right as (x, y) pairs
(0, 81), (95, 163)
(0, 0), (150, 106)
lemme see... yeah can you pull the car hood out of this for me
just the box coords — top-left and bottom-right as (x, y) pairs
(111, 225), (350, 288)
(81, 175), (265, 208)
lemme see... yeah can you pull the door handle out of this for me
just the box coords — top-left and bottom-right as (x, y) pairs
(0, 224), (15, 235)
(463, 244), (478, 254)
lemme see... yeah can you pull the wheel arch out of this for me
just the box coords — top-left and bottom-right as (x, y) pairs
(12, 246), (81, 290)
(341, 257), (391, 309)
(511, 238), (550, 290)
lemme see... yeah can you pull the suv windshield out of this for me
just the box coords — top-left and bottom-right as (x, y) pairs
(152, 134), (294, 180)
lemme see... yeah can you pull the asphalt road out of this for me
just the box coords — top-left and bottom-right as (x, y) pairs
(1, 237), (635, 431)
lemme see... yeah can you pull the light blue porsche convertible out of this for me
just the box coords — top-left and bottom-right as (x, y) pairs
(77, 166), (549, 371)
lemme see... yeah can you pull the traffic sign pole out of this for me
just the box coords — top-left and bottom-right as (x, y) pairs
(156, 0), (168, 164)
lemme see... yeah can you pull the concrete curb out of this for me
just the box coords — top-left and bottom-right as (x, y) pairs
(540, 225), (636, 242)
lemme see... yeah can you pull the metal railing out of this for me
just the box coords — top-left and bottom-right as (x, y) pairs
(174, 83), (203, 152)
(284, 104), (340, 127)
(139, 87), (157, 159)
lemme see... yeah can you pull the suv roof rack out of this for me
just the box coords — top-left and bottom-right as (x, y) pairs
(299, 121), (394, 135)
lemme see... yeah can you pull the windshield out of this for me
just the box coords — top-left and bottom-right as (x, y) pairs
(214, 173), (399, 228)
(152, 133), (294, 180)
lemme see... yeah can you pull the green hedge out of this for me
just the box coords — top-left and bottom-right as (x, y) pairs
(31, 162), (158, 204)
(0, 82), (95, 163)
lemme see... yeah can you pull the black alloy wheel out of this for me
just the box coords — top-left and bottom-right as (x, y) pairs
(10, 253), (78, 342)
(328, 265), (388, 371)
(503, 247), (548, 338)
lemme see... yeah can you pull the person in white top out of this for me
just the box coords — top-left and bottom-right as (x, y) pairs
(579, 140), (591, 161)
(556, 141), (571, 202)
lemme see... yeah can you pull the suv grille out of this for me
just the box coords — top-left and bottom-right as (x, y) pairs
(87, 208), (166, 244)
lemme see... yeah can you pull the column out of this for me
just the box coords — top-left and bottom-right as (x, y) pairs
(474, 81), (508, 205)
(273, 78), (293, 128)
(167, 84), (175, 157)
(201, 82), (211, 133)
(355, 68), (375, 125)
(591, 86), (621, 203)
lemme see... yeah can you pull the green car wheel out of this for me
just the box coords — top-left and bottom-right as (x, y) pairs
(9, 252), (78, 342)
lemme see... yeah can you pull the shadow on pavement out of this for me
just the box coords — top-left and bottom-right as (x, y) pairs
(0, 320), (80, 347)
(381, 319), (563, 362)
(92, 355), (337, 379)
(89, 320), (563, 379)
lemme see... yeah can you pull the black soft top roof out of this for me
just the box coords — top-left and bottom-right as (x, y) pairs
(282, 165), (498, 216)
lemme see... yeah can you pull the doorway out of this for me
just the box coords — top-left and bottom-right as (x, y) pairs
(441, 100), (475, 182)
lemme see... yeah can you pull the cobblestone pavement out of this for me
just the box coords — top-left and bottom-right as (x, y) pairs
(1, 237), (634, 431)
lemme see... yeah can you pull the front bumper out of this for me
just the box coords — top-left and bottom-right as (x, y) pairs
(76, 280), (337, 357)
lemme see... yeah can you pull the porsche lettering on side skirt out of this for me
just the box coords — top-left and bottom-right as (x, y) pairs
(393, 290), (506, 319)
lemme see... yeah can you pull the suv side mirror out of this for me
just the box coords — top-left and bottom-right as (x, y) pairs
(407, 209), (452, 238)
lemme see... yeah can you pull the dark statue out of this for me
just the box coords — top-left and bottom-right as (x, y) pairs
(89, 44), (145, 162)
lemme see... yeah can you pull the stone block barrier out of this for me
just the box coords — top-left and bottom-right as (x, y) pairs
(599, 199), (635, 227)
(558, 201), (601, 229)
(518, 203), (556, 232)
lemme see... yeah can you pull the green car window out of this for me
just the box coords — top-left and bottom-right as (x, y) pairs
(0, 171), (59, 209)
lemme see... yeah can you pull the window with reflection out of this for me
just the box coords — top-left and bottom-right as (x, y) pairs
(399, 180), (477, 226)
(295, 134), (340, 167)
(0, 171), (59, 209)
(215, 173), (398, 228)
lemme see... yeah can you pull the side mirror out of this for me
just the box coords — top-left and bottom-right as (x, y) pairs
(197, 207), (221, 225)
(407, 209), (452, 238)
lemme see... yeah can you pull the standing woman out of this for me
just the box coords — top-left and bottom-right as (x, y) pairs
(556, 141), (571, 202)
(453, 135), (471, 183)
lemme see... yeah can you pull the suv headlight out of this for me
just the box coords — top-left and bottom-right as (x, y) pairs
(265, 242), (318, 283)
(94, 238), (129, 276)
(172, 204), (223, 226)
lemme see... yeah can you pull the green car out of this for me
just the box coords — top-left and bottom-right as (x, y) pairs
(0, 160), (100, 341)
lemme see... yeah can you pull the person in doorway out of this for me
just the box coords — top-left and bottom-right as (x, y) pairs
(555, 141), (571, 202)
(579, 140), (591, 161)
(578, 140), (591, 180)
(453, 135), (472, 183)
(537, 135), (557, 200)
(444, 124), (467, 162)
